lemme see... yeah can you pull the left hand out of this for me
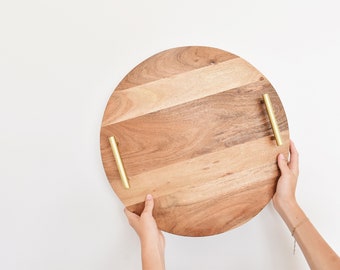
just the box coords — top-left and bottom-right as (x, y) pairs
(124, 194), (165, 250)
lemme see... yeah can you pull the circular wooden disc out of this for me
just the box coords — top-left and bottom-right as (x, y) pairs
(100, 46), (289, 236)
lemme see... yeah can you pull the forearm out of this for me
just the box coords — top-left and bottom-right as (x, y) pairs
(278, 202), (340, 270)
(141, 240), (165, 270)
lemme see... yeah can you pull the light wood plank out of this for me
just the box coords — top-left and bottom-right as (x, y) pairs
(102, 57), (264, 126)
(115, 46), (237, 91)
(114, 130), (289, 207)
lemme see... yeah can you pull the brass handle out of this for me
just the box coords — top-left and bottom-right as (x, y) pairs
(263, 94), (283, 146)
(108, 136), (130, 189)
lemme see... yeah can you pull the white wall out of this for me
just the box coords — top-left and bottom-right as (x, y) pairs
(0, 0), (339, 269)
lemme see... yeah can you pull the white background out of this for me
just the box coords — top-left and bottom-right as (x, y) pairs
(0, 0), (339, 269)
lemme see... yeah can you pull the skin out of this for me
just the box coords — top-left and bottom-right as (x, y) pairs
(125, 140), (340, 270)
(124, 194), (165, 270)
(273, 141), (340, 270)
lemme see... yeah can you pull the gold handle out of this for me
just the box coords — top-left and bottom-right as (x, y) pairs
(108, 136), (130, 189)
(263, 94), (283, 146)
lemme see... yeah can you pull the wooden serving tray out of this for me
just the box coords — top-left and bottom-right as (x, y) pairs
(100, 46), (289, 236)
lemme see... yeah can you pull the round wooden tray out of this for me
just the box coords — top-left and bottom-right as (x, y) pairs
(100, 46), (289, 236)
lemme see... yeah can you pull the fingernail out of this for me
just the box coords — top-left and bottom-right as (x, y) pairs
(279, 153), (285, 159)
(146, 194), (153, 200)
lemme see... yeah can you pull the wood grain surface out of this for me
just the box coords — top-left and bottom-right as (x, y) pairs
(100, 46), (289, 236)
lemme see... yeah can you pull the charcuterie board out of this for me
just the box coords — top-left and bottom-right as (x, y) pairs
(100, 46), (289, 236)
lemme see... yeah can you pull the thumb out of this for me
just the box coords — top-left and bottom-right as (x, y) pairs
(277, 153), (289, 174)
(142, 194), (154, 215)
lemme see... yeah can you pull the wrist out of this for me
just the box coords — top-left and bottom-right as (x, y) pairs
(274, 196), (298, 216)
(277, 201), (307, 233)
(282, 200), (299, 214)
(140, 235), (165, 254)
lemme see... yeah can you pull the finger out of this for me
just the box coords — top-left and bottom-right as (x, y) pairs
(277, 153), (289, 174)
(142, 194), (154, 216)
(124, 207), (139, 227)
(288, 140), (299, 175)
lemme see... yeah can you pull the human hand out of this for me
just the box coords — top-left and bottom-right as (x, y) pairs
(124, 194), (165, 247)
(272, 140), (299, 215)
(273, 141), (340, 269)
(124, 194), (165, 270)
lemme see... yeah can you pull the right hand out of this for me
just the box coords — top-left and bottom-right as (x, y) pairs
(272, 140), (299, 214)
